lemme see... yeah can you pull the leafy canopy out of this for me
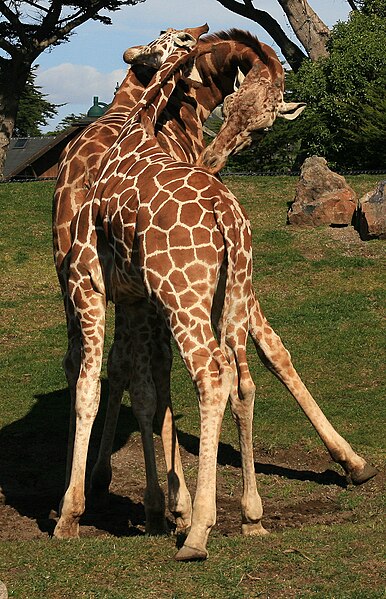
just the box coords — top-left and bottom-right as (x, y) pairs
(288, 9), (386, 169)
(14, 66), (59, 136)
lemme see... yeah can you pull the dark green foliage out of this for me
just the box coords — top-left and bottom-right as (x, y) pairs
(288, 10), (386, 169)
(357, 0), (386, 16)
(14, 67), (59, 137)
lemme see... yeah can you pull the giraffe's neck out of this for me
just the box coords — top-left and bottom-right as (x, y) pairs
(125, 49), (194, 132)
(106, 64), (156, 114)
(153, 36), (284, 164)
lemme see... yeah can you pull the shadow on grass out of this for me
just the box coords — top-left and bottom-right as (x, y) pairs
(0, 381), (346, 538)
(177, 430), (347, 488)
(0, 379), (146, 536)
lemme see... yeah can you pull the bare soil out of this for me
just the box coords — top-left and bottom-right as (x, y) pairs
(0, 418), (383, 542)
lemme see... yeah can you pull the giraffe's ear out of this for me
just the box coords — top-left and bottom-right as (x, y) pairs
(277, 101), (306, 120)
(174, 32), (197, 49)
(184, 24), (209, 40)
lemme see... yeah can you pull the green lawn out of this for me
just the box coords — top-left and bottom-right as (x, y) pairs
(0, 177), (384, 598)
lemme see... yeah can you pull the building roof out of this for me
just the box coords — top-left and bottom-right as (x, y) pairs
(3, 121), (93, 180)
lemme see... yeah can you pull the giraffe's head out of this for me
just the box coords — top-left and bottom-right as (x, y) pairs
(198, 64), (305, 173)
(123, 24), (209, 69)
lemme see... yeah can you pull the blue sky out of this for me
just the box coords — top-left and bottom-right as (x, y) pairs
(35, 0), (351, 131)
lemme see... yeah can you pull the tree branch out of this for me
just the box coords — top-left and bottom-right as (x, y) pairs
(0, 0), (30, 47)
(346, 0), (359, 10)
(216, 0), (307, 70)
(0, 36), (19, 58)
(277, 0), (330, 60)
(35, 0), (109, 49)
(20, 0), (50, 13)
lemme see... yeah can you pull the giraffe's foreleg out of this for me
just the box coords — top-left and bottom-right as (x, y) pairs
(130, 371), (168, 536)
(57, 264), (82, 491)
(61, 298), (81, 492)
(249, 293), (378, 485)
(54, 285), (107, 539)
(54, 244), (106, 538)
(128, 302), (169, 535)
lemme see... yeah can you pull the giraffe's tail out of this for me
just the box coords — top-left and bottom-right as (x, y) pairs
(213, 195), (250, 352)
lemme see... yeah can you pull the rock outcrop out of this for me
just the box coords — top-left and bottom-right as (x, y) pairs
(355, 181), (386, 240)
(288, 156), (356, 226)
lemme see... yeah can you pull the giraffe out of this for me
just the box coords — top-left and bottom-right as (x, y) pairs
(54, 45), (263, 560)
(53, 27), (307, 536)
(53, 45), (377, 561)
(53, 25), (209, 536)
(53, 28), (377, 543)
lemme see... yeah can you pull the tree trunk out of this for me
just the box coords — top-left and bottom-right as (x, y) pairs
(0, 57), (31, 179)
(278, 0), (330, 60)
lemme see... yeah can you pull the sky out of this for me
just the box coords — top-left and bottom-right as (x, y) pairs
(35, 0), (352, 132)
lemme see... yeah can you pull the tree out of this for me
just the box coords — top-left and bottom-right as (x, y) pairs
(288, 8), (386, 169)
(0, 0), (145, 178)
(14, 66), (59, 137)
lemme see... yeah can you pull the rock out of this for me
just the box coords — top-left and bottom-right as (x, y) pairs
(355, 181), (386, 240)
(288, 156), (357, 226)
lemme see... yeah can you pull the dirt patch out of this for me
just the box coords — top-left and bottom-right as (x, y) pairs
(293, 224), (384, 262)
(0, 425), (383, 542)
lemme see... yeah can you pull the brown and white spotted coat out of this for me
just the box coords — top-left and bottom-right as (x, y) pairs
(54, 47), (263, 559)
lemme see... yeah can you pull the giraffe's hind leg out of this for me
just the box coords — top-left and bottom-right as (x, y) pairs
(227, 350), (268, 537)
(249, 292), (378, 484)
(164, 311), (233, 561)
(54, 278), (107, 538)
(152, 315), (192, 535)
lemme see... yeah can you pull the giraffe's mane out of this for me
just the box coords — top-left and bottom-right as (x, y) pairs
(201, 28), (272, 65)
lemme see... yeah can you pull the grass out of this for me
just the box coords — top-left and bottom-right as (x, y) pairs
(0, 176), (385, 598)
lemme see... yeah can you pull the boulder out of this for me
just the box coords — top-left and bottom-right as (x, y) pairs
(355, 181), (386, 240)
(288, 156), (356, 226)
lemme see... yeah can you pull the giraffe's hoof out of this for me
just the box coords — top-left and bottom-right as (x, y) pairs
(174, 544), (208, 562)
(350, 462), (378, 486)
(53, 517), (80, 539)
(241, 522), (269, 537)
